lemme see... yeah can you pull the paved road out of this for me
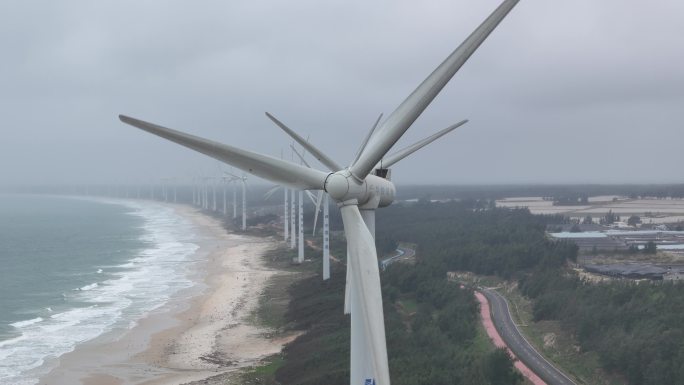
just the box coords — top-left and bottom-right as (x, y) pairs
(482, 289), (576, 385)
(380, 246), (415, 270)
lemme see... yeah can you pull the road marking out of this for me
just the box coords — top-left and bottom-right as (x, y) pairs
(488, 289), (577, 385)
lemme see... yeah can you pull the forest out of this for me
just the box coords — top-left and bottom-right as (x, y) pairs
(268, 199), (683, 385)
(272, 200), (573, 385)
(520, 268), (684, 385)
(273, 254), (522, 385)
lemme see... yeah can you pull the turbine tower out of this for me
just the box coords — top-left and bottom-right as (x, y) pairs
(232, 179), (237, 218)
(290, 187), (296, 249)
(322, 193), (330, 280)
(284, 187), (289, 242)
(212, 177), (217, 211)
(191, 178), (198, 206)
(241, 176), (247, 230)
(264, 183), (290, 243)
(298, 190), (304, 263)
(226, 172), (248, 230)
(222, 176), (228, 214)
(224, 173), (241, 216)
(291, 145), (312, 264)
(119, 2), (519, 383)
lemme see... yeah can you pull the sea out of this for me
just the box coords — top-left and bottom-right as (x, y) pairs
(0, 194), (200, 384)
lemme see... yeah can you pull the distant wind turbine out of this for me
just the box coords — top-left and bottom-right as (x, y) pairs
(226, 172), (248, 230)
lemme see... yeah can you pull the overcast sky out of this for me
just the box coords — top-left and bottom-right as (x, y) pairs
(0, 0), (682, 186)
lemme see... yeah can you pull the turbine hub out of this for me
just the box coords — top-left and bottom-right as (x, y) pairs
(325, 172), (350, 201)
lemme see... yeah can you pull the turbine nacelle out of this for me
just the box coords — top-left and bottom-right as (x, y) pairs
(324, 170), (395, 209)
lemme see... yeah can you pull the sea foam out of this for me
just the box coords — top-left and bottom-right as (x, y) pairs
(0, 200), (199, 385)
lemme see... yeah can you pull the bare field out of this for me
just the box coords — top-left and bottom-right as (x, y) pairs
(497, 197), (684, 223)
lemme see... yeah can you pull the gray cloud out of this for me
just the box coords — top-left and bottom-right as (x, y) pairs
(0, 0), (682, 186)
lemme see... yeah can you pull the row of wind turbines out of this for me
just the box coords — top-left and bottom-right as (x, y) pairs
(119, 1), (519, 383)
(269, 144), (334, 279)
(190, 172), (248, 230)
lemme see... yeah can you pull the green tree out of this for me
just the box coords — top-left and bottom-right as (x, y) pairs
(602, 210), (616, 224)
(484, 348), (523, 385)
(627, 215), (641, 227)
(643, 241), (657, 254)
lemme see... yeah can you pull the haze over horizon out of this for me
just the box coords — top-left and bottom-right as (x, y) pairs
(1, 0), (682, 186)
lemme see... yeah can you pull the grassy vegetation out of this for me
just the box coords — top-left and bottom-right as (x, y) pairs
(251, 272), (299, 331)
(237, 240), (322, 384)
(240, 354), (286, 385)
(397, 297), (418, 314)
(234, 226), (353, 384)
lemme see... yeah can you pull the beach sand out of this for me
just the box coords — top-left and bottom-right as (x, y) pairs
(39, 204), (291, 385)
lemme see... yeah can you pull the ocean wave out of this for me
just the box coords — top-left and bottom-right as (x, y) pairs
(0, 200), (200, 385)
(76, 283), (98, 291)
(9, 318), (43, 329)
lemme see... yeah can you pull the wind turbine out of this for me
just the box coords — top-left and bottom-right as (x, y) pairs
(192, 177), (200, 206)
(199, 176), (208, 209)
(119, 1), (519, 383)
(283, 187), (289, 242)
(226, 172), (248, 230)
(290, 144), (331, 274)
(282, 113), (468, 280)
(267, 146), (322, 262)
(265, 182), (295, 245)
(221, 175), (229, 215)
(264, 182), (293, 245)
(223, 173), (241, 216)
(161, 178), (169, 201)
(211, 177), (217, 211)
(290, 187), (296, 248)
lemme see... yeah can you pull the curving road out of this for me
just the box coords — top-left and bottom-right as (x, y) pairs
(380, 246), (415, 270)
(482, 288), (576, 385)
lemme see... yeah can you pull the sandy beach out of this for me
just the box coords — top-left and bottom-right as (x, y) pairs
(38, 204), (291, 385)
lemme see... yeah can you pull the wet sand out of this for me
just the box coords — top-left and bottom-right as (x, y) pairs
(39, 204), (290, 385)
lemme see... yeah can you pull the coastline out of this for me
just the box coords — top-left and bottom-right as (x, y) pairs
(39, 203), (291, 385)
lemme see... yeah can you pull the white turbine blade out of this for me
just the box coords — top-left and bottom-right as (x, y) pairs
(344, 252), (352, 314)
(120, 115), (328, 190)
(264, 185), (281, 200)
(350, 0), (520, 180)
(381, 119), (468, 169)
(301, 134), (311, 160)
(305, 190), (317, 205)
(340, 204), (389, 385)
(351, 113), (383, 167)
(291, 145), (312, 168)
(312, 190), (323, 235)
(224, 171), (241, 179)
(265, 112), (342, 172)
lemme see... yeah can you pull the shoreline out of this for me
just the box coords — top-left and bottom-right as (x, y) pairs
(40, 202), (290, 385)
